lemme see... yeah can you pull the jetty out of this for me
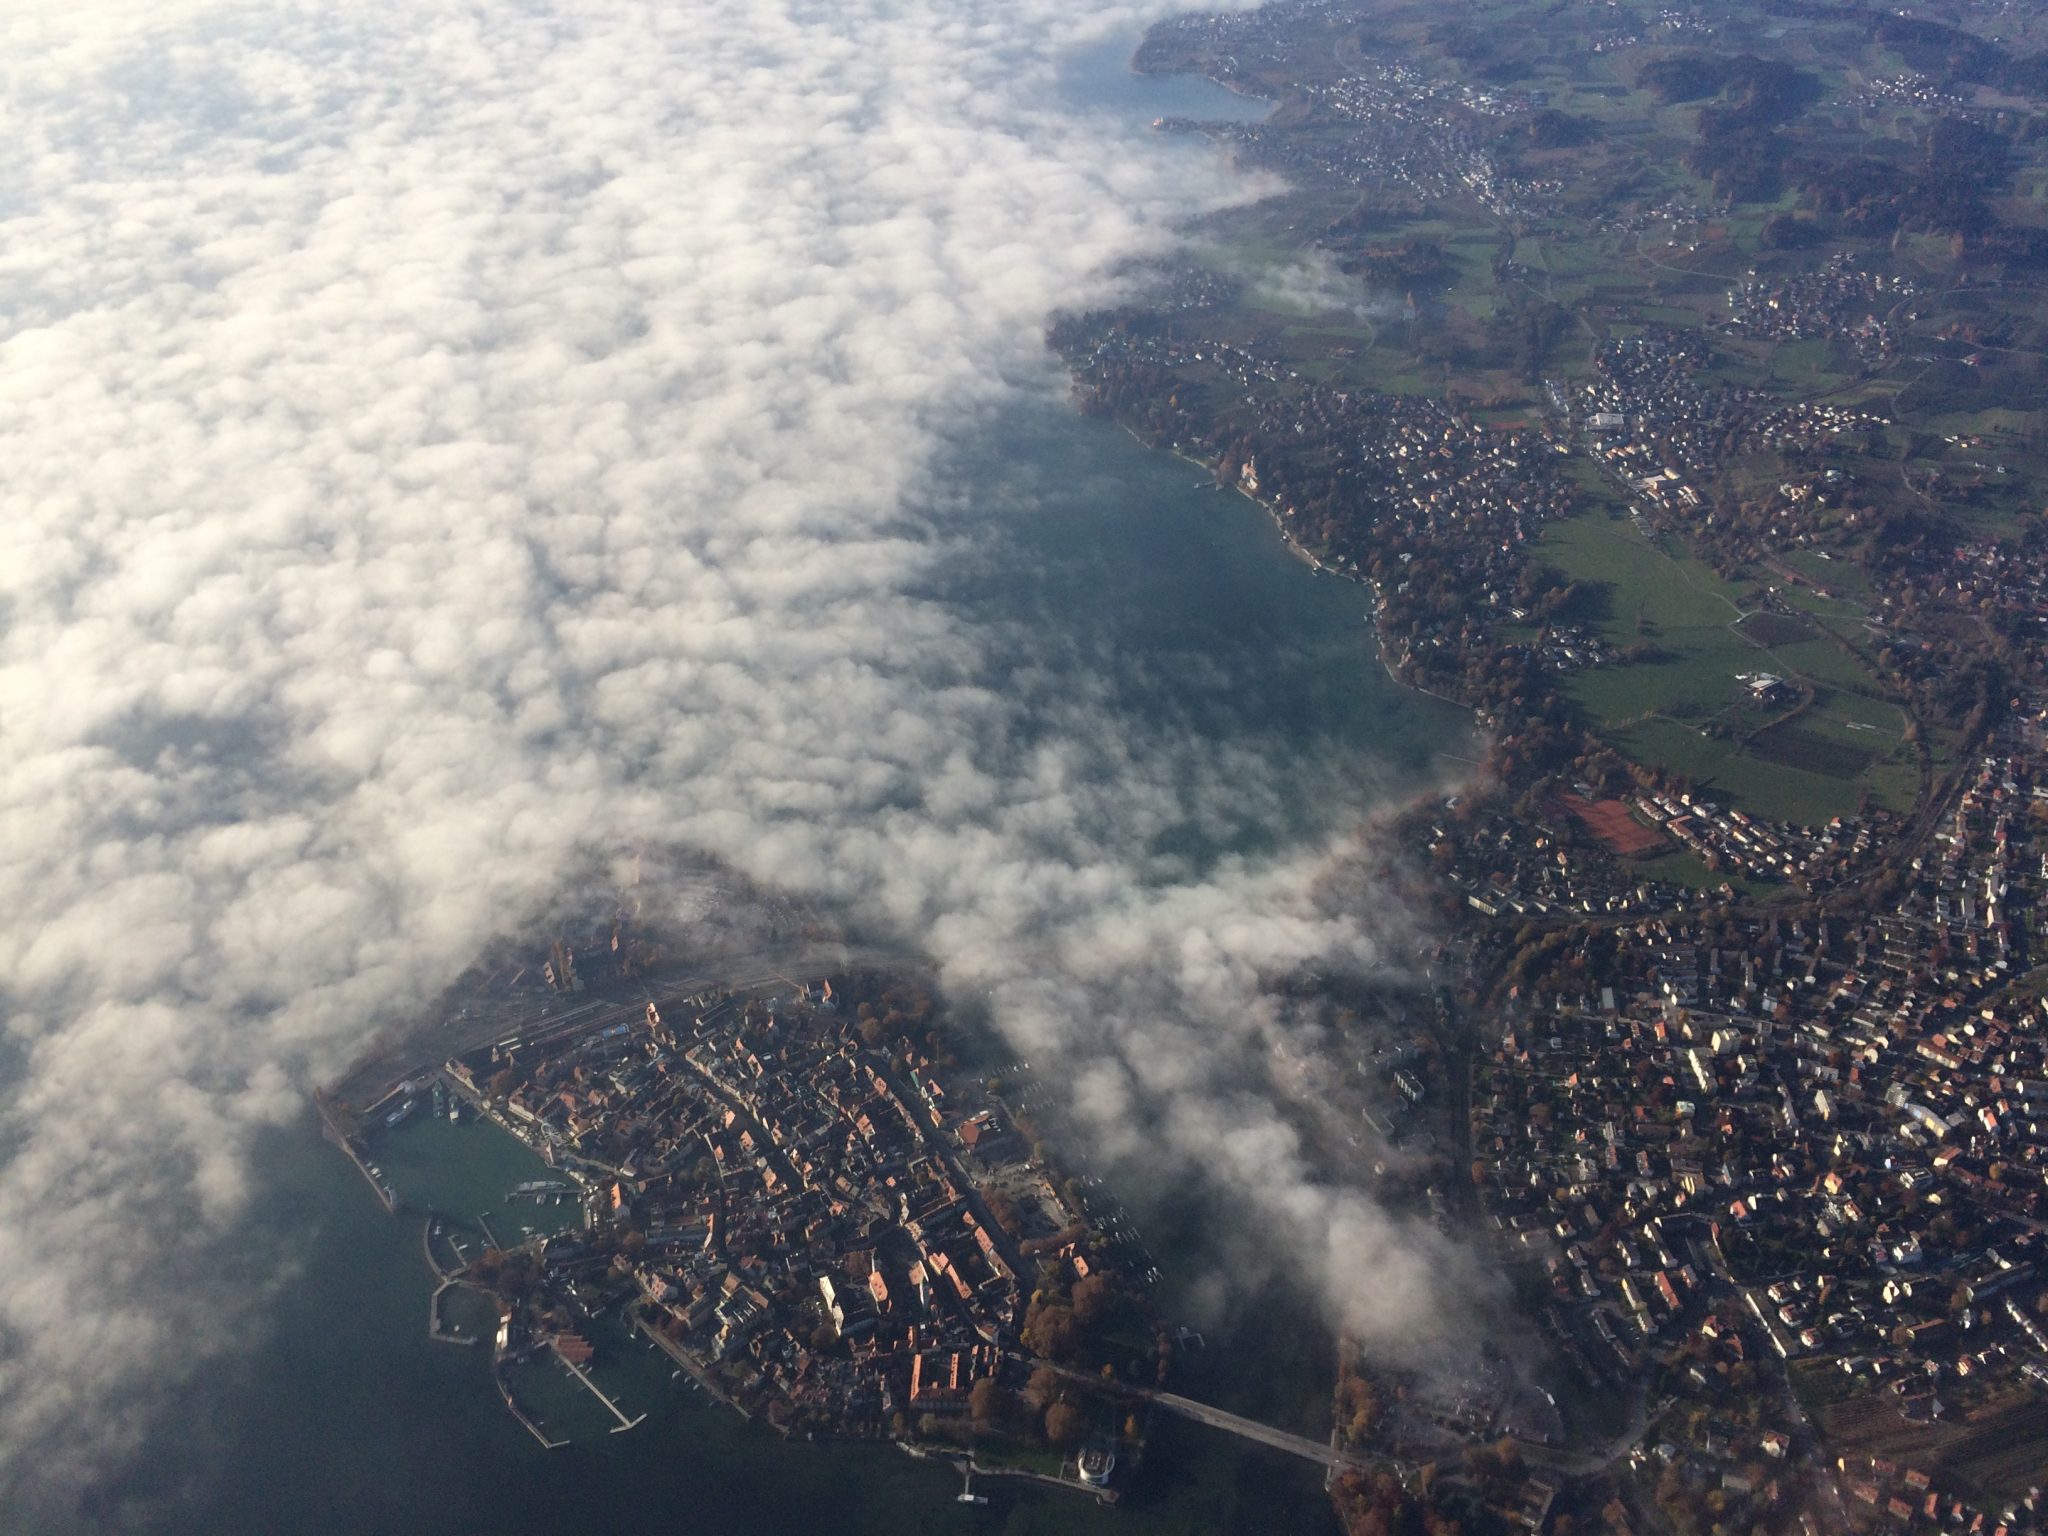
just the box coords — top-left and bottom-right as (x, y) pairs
(428, 1280), (477, 1346)
(633, 1313), (753, 1423)
(494, 1365), (566, 1450)
(897, 1442), (1114, 1508)
(315, 1095), (396, 1214)
(550, 1338), (645, 1434)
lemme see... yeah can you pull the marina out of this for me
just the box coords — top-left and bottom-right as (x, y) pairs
(549, 1339), (647, 1435)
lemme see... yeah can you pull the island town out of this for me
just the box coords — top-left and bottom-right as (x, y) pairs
(323, 966), (1144, 1503)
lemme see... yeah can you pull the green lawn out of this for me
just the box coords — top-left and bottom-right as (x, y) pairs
(1779, 549), (1872, 602)
(1535, 506), (1917, 821)
(1605, 717), (1870, 824)
(1633, 846), (1776, 901)
(1765, 634), (1878, 692)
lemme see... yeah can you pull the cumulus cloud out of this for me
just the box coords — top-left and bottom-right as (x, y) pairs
(0, 0), (1474, 1517)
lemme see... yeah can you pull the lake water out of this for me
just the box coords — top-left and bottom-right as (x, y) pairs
(94, 39), (1466, 1536)
(1057, 35), (1275, 126)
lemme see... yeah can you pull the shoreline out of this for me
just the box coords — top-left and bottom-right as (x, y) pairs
(1113, 421), (1484, 722)
(1125, 46), (1277, 113)
(895, 1439), (1117, 1508)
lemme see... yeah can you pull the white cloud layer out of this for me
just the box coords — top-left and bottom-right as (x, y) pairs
(0, 0), (1470, 1516)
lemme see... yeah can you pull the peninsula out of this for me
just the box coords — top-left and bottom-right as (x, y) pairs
(324, 946), (1164, 1502)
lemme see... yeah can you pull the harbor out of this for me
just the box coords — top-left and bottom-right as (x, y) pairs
(548, 1339), (646, 1434)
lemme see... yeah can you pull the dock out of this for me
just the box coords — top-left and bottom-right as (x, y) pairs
(316, 1097), (396, 1214)
(897, 1443), (1115, 1507)
(428, 1279), (477, 1346)
(421, 1217), (453, 1281)
(494, 1365), (567, 1450)
(550, 1338), (645, 1434)
(633, 1313), (751, 1421)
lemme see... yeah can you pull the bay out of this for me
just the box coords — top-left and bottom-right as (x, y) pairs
(1056, 34), (1275, 125)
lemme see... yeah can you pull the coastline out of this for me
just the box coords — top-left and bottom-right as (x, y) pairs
(1111, 422), (1483, 721)
(1126, 44), (1275, 111)
(333, 978), (1165, 1502)
(896, 1440), (1117, 1508)
(300, 33), (1469, 1523)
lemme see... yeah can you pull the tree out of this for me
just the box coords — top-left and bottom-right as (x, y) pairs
(986, 1191), (1023, 1238)
(1073, 1272), (1116, 1326)
(1338, 1368), (1383, 1445)
(969, 1376), (1005, 1426)
(1022, 1301), (1080, 1361)
(1464, 1437), (1523, 1491)
(1024, 1364), (1061, 1411)
(1045, 1400), (1087, 1448)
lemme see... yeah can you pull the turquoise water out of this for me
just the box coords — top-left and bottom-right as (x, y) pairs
(373, 1110), (585, 1248)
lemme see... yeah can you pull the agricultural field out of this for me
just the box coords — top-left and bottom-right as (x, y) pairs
(1535, 506), (1916, 823)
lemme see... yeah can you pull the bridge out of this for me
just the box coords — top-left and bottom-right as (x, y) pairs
(1149, 1389), (1391, 1475)
(1036, 1360), (1656, 1484)
(1028, 1360), (1404, 1479)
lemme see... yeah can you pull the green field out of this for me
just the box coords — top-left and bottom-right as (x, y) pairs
(1777, 549), (1872, 610)
(1633, 845), (1774, 900)
(1536, 504), (1917, 822)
